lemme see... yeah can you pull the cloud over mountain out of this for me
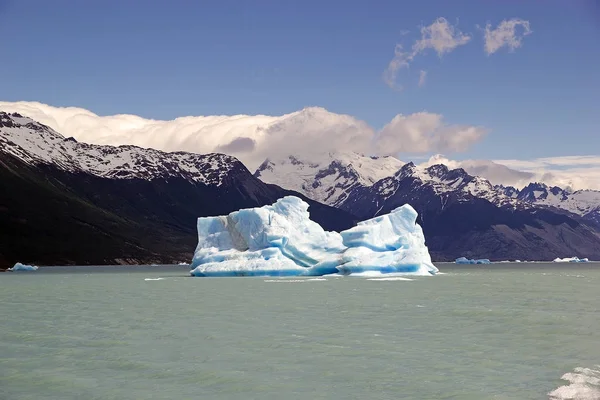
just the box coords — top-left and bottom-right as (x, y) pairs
(0, 101), (485, 170)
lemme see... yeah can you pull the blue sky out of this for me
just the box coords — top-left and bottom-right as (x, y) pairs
(0, 0), (599, 162)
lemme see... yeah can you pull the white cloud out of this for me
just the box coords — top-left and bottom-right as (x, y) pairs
(0, 101), (486, 170)
(375, 113), (487, 155)
(382, 44), (413, 90)
(483, 18), (532, 55)
(413, 17), (471, 56)
(418, 70), (427, 87)
(422, 154), (600, 191)
(493, 156), (600, 190)
(384, 17), (470, 89)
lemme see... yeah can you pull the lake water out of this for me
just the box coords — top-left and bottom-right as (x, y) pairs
(1, 263), (599, 400)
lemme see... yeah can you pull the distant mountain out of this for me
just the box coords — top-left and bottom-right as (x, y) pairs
(510, 182), (600, 225)
(254, 152), (404, 207)
(0, 112), (356, 268)
(257, 155), (600, 261)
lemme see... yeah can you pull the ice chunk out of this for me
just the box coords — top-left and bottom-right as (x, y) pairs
(7, 262), (38, 271)
(455, 257), (491, 264)
(338, 204), (437, 276)
(553, 257), (589, 263)
(190, 196), (438, 277)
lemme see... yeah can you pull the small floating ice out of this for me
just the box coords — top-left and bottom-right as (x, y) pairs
(7, 262), (38, 271)
(553, 257), (589, 263)
(144, 278), (165, 281)
(548, 365), (600, 399)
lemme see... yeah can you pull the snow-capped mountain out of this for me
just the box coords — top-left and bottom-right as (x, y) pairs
(372, 162), (527, 210)
(254, 152), (404, 207)
(0, 111), (239, 185)
(256, 154), (526, 211)
(257, 152), (600, 224)
(336, 161), (531, 220)
(254, 153), (600, 261)
(511, 182), (600, 224)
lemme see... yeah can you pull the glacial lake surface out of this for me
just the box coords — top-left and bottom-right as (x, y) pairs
(1, 263), (599, 400)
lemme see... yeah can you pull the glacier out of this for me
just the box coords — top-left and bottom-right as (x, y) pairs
(190, 196), (438, 277)
(455, 257), (491, 265)
(7, 262), (38, 271)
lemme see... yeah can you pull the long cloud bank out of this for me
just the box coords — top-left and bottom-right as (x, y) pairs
(0, 101), (485, 170)
(1, 101), (598, 190)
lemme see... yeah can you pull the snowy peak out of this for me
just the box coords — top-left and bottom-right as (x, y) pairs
(514, 182), (600, 220)
(393, 162), (417, 180)
(256, 152), (526, 209)
(387, 163), (519, 206)
(254, 152), (404, 206)
(0, 111), (242, 186)
(517, 182), (571, 202)
(496, 185), (520, 198)
(0, 111), (62, 140)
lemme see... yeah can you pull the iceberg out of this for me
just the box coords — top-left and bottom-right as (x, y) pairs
(190, 196), (438, 277)
(455, 257), (491, 265)
(7, 262), (38, 271)
(553, 257), (589, 263)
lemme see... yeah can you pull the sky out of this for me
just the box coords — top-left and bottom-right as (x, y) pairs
(1, 0), (599, 188)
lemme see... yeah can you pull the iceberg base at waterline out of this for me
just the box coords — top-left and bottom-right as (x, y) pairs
(455, 257), (491, 265)
(189, 196), (438, 277)
(7, 262), (38, 271)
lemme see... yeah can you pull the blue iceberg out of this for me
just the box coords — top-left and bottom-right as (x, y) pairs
(7, 262), (38, 271)
(455, 257), (491, 265)
(190, 196), (438, 277)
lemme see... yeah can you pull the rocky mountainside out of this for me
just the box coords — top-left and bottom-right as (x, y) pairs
(0, 112), (356, 268)
(257, 155), (600, 261)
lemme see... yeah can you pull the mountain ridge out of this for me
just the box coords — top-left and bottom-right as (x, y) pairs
(256, 152), (600, 222)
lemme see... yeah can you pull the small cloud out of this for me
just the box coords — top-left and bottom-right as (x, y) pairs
(483, 18), (532, 55)
(418, 70), (427, 87)
(384, 17), (470, 89)
(413, 17), (471, 57)
(374, 112), (487, 155)
(383, 44), (413, 90)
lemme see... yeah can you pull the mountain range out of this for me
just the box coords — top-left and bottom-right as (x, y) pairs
(256, 153), (600, 261)
(0, 112), (355, 268)
(2, 110), (600, 267)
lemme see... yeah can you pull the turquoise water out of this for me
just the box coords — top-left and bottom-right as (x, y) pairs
(1, 263), (599, 400)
